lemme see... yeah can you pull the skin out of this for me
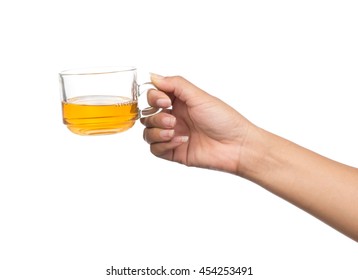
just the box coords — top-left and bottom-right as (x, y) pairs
(141, 74), (358, 242)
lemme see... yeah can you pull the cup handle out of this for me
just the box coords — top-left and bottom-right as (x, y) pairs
(138, 82), (161, 117)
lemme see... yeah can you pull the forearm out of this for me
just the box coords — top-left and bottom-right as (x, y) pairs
(240, 127), (358, 242)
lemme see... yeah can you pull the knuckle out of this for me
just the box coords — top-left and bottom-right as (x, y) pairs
(171, 75), (184, 82)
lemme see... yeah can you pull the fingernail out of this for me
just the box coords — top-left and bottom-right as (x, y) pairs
(160, 129), (175, 139)
(150, 73), (164, 80)
(173, 136), (189, 143)
(157, 98), (171, 108)
(162, 116), (176, 127)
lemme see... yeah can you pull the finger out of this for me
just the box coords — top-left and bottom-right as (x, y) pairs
(150, 74), (209, 104)
(150, 136), (189, 160)
(147, 89), (172, 108)
(140, 112), (176, 129)
(143, 127), (175, 144)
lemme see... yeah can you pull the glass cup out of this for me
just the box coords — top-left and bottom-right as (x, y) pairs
(59, 66), (158, 136)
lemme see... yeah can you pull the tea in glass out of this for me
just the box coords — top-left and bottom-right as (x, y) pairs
(62, 95), (139, 135)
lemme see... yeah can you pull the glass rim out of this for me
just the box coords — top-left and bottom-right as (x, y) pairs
(59, 66), (137, 76)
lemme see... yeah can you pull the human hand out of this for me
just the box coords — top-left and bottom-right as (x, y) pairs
(141, 74), (358, 241)
(141, 74), (255, 174)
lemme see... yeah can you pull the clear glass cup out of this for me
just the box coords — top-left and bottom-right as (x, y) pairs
(59, 66), (158, 136)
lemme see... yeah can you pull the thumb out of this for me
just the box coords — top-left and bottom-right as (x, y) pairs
(150, 73), (208, 104)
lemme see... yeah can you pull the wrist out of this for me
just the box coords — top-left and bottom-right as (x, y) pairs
(235, 126), (290, 185)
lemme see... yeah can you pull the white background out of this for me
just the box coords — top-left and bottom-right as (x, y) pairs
(0, 0), (357, 279)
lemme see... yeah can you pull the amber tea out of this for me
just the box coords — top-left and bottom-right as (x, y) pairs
(59, 66), (157, 135)
(62, 95), (139, 135)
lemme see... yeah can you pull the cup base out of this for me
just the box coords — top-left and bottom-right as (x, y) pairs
(65, 122), (135, 136)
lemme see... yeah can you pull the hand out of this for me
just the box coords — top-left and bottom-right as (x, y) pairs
(141, 74), (254, 174)
(141, 74), (358, 241)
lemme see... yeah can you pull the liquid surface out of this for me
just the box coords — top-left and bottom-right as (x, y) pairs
(62, 95), (139, 135)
